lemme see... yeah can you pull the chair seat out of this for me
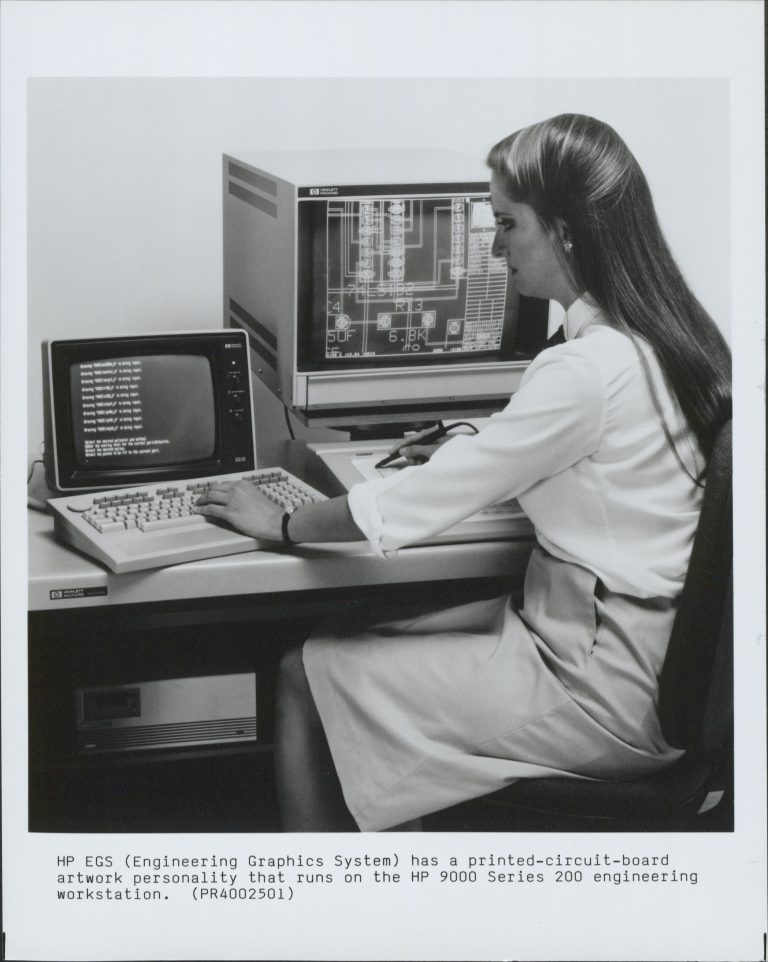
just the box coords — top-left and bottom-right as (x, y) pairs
(478, 752), (718, 820)
(423, 750), (732, 831)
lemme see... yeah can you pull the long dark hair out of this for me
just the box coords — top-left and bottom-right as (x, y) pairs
(487, 114), (731, 476)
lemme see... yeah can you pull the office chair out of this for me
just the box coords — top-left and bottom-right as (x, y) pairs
(425, 420), (733, 832)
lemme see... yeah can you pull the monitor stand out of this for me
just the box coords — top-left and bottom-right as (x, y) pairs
(344, 420), (441, 443)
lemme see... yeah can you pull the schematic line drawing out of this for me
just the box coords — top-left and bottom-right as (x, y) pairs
(323, 195), (508, 359)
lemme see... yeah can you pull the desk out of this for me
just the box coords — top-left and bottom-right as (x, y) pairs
(29, 508), (534, 614)
(28, 442), (535, 832)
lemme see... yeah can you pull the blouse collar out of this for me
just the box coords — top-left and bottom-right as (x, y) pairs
(563, 296), (604, 341)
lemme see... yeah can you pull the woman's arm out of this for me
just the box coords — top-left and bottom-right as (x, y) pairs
(193, 480), (365, 544)
(195, 345), (604, 550)
(347, 345), (606, 554)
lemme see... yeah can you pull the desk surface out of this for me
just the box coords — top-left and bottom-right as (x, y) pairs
(28, 442), (535, 613)
(28, 510), (533, 612)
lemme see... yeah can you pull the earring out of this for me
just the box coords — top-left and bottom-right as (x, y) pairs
(563, 239), (574, 255)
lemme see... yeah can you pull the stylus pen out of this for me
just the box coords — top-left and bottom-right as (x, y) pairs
(374, 425), (447, 470)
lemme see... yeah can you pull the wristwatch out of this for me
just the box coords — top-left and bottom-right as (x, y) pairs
(281, 507), (297, 544)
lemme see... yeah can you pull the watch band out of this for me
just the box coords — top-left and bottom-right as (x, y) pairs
(281, 510), (294, 544)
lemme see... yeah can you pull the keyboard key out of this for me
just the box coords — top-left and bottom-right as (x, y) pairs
(138, 515), (206, 532)
(96, 520), (127, 533)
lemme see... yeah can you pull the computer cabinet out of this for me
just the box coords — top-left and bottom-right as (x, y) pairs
(28, 577), (514, 833)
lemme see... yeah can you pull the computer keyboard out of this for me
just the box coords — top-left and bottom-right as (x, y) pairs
(47, 469), (327, 574)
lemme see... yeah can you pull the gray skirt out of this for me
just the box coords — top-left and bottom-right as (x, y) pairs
(303, 547), (684, 831)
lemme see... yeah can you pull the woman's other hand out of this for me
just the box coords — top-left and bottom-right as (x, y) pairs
(396, 438), (453, 465)
(194, 480), (284, 540)
(387, 426), (453, 466)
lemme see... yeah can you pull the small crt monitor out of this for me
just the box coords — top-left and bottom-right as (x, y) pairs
(42, 330), (255, 494)
(223, 149), (550, 428)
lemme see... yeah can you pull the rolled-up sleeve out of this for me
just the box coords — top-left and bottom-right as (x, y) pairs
(347, 346), (606, 556)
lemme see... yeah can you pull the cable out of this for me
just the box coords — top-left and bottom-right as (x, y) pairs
(442, 421), (479, 436)
(283, 406), (296, 441)
(27, 458), (44, 484)
(27, 459), (49, 512)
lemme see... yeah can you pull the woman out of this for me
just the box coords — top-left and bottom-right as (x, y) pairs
(195, 114), (732, 832)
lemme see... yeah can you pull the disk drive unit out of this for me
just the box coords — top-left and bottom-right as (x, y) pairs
(75, 673), (257, 754)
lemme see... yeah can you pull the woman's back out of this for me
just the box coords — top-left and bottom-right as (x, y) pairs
(519, 313), (704, 598)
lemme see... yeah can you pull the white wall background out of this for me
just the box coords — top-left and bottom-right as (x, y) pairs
(27, 77), (730, 453)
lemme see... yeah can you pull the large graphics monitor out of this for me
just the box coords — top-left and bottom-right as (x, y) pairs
(42, 330), (255, 493)
(223, 149), (550, 429)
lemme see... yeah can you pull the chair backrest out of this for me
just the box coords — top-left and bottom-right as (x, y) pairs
(658, 420), (733, 752)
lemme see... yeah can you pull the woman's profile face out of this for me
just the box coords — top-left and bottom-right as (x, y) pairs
(490, 174), (578, 308)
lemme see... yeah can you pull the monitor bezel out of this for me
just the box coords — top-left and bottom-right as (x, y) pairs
(43, 330), (255, 494)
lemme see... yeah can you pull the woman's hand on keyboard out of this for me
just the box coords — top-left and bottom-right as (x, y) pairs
(193, 480), (284, 540)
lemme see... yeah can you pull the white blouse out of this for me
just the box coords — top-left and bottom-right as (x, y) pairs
(347, 298), (703, 599)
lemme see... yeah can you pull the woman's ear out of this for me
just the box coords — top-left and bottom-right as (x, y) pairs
(552, 217), (575, 257)
(553, 217), (570, 245)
